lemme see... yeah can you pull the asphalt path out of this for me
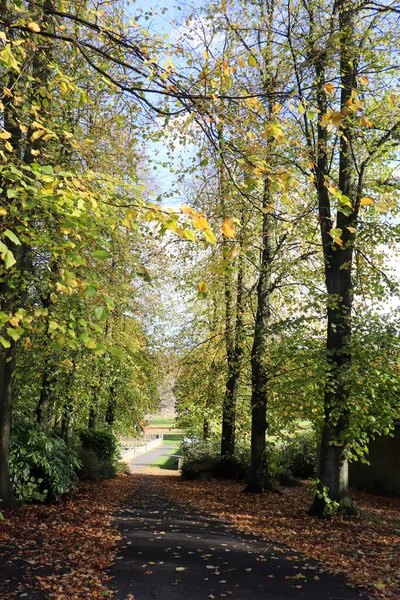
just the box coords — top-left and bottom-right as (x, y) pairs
(127, 444), (178, 473)
(108, 447), (367, 600)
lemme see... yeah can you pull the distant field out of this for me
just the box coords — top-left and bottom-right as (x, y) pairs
(147, 417), (177, 428)
(163, 433), (183, 446)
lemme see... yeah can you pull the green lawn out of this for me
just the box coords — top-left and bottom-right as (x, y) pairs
(147, 416), (177, 428)
(163, 433), (183, 446)
(151, 449), (180, 470)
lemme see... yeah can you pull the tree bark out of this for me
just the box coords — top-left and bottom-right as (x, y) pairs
(221, 249), (245, 474)
(246, 181), (273, 493)
(310, 0), (358, 516)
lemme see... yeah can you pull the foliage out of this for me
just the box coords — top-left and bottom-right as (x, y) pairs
(180, 439), (221, 480)
(278, 431), (318, 480)
(9, 418), (80, 503)
(78, 428), (119, 463)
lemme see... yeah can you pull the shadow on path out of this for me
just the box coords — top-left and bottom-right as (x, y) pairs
(107, 473), (367, 600)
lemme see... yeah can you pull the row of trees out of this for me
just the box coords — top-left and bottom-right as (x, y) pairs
(1, 0), (400, 517)
(172, 0), (400, 515)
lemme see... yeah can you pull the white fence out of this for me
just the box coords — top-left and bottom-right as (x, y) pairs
(119, 434), (163, 461)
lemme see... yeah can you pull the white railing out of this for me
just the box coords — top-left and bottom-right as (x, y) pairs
(119, 434), (163, 461)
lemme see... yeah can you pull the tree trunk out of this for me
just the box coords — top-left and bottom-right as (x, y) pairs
(105, 385), (116, 426)
(221, 249), (245, 474)
(88, 402), (99, 429)
(0, 341), (16, 508)
(310, 1), (357, 516)
(246, 182), (273, 493)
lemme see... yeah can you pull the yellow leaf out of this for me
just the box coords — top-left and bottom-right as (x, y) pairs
(0, 207), (7, 216)
(333, 236), (343, 246)
(193, 215), (210, 231)
(324, 83), (335, 93)
(4, 141), (13, 152)
(346, 226), (357, 234)
(181, 205), (194, 215)
(62, 359), (74, 368)
(359, 76), (368, 85)
(198, 281), (208, 293)
(0, 131), (11, 140)
(50, 293), (58, 303)
(221, 218), (236, 238)
(28, 22), (41, 33)
(360, 197), (374, 206)
(237, 56), (245, 68)
(24, 337), (31, 349)
(247, 55), (257, 67)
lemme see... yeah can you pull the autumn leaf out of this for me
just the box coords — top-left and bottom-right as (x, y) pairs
(324, 83), (335, 93)
(221, 218), (235, 239)
(28, 22), (41, 33)
(360, 197), (374, 206)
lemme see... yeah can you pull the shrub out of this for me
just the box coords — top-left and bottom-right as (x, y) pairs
(78, 428), (119, 462)
(10, 419), (80, 503)
(78, 448), (100, 482)
(278, 430), (317, 479)
(180, 439), (220, 479)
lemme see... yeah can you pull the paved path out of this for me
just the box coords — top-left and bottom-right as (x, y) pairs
(108, 450), (366, 600)
(127, 444), (177, 472)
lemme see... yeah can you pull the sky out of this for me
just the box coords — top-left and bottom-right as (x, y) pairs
(128, 0), (205, 209)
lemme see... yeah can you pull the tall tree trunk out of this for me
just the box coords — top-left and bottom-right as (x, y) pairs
(221, 249), (245, 474)
(88, 398), (99, 429)
(246, 182), (273, 493)
(310, 1), (358, 516)
(0, 0), (54, 507)
(105, 384), (116, 426)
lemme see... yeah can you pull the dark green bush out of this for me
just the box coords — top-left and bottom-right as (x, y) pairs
(180, 439), (220, 479)
(78, 448), (100, 482)
(10, 418), (80, 503)
(280, 430), (317, 479)
(77, 447), (117, 482)
(78, 427), (119, 462)
(180, 431), (317, 484)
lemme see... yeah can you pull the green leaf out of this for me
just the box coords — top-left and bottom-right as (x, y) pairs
(247, 55), (257, 67)
(92, 249), (111, 260)
(204, 229), (216, 244)
(4, 250), (16, 269)
(0, 335), (11, 348)
(200, 158), (209, 167)
(83, 284), (98, 298)
(4, 229), (21, 245)
(94, 306), (110, 321)
(93, 343), (106, 356)
(6, 327), (20, 341)
(110, 347), (124, 359)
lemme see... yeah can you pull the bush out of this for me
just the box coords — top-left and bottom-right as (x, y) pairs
(278, 430), (317, 479)
(180, 439), (220, 479)
(10, 419), (80, 503)
(78, 428), (119, 462)
(180, 431), (317, 484)
(78, 448), (100, 482)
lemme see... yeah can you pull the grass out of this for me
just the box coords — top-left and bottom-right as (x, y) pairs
(151, 449), (180, 470)
(147, 417), (177, 428)
(163, 433), (183, 446)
